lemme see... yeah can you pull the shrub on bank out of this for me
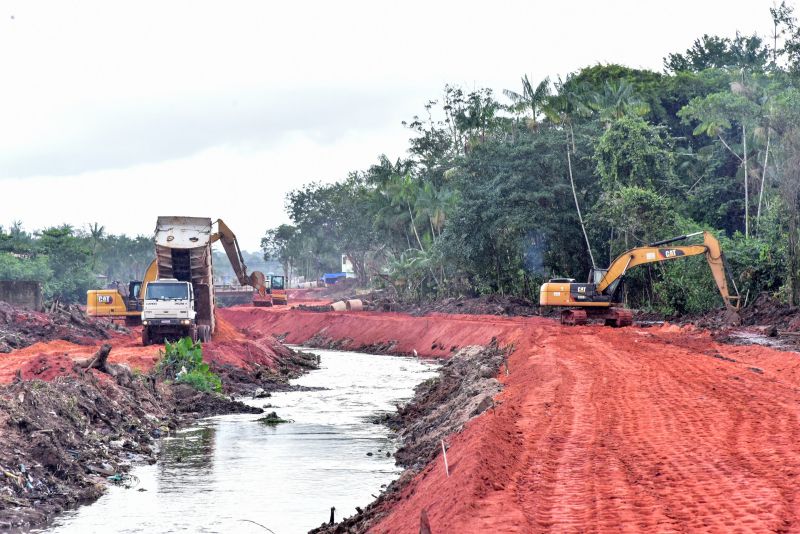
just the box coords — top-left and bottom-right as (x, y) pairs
(156, 337), (222, 393)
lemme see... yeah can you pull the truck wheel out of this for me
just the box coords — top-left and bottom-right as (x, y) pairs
(198, 325), (211, 343)
(142, 327), (151, 346)
(189, 326), (198, 343)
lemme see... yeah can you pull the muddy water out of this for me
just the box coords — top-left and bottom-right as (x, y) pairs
(44, 349), (439, 534)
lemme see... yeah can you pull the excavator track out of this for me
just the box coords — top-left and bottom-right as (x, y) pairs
(561, 309), (588, 326)
(606, 307), (633, 327)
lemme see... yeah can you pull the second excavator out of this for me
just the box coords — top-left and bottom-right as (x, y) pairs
(539, 231), (741, 326)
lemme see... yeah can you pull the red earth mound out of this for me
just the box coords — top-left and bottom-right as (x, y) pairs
(0, 300), (119, 353)
(0, 316), (290, 385)
(219, 306), (527, 358)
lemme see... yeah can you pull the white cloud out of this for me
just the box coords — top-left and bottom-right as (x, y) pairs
(0, 0), (776, 249)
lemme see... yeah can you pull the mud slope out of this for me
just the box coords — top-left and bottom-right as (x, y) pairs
(222, 307), (800, 533)
(0, 316), (313, 396)
(219, 307), (528, 357)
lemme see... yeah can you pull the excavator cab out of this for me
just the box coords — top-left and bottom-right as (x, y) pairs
(128, 281), (143, 311)
(588, 268), (607, 285)
(270, 275), (288, 305)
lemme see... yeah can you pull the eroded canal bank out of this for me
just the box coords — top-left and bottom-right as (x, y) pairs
(41, 349), (440, 533)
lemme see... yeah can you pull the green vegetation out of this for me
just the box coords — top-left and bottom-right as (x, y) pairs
(0, 221), (152, 303)
(156, 337), (222, 393)
(257, 411), (290, 425)
(261, 4), (800, 314)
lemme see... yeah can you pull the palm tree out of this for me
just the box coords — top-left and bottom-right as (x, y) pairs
(87, 222), (105, 271)
(384, 174), (425, 251)
(414, 183), (456, 241)
(503, 75), (551, 129)
(590, 80), (650, 127)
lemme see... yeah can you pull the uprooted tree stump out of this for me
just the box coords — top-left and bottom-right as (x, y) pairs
(74, 343), (134, 386)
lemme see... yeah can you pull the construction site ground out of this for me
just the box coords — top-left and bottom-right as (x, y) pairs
(223, 298), (800, 533)
(3, 289), (800, 532)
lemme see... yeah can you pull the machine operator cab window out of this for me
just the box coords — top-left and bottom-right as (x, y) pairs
(145, 281), (192, 302)
(270, 276), (285, 290)
(588, 268), (608, 285)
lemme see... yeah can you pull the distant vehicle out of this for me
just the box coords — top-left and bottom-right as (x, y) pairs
(269, 275), (287, 305)
(322, 272), (347, 286)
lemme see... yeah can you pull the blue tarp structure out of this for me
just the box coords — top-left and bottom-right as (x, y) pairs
(321, 272), (347, 284)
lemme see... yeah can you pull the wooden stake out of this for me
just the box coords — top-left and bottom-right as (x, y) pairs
(441, 439), (450, 478)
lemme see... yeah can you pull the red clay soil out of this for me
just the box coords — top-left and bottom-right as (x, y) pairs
(219, 307), (526, 357)
(0, 317), (289, 385)
(221, 306), (800, 533)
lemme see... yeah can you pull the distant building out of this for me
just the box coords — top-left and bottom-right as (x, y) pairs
(341, 254), (356, 278)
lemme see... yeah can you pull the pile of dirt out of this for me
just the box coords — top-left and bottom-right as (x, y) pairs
(0, 300), (121, 353)
(738, 293), (800, 329)
(0, 362), (260, 530)
(205, 317), (319, 395)
(311, 341), (509, 534)
(692, 293), (800, 334)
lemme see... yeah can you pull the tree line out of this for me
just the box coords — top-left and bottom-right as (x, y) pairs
(0, 222), (153, 302)
(0, 222), (284, 304)
(262, 3), (800, 314)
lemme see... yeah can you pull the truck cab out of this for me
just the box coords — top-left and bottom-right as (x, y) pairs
(141, 278), (205, 345)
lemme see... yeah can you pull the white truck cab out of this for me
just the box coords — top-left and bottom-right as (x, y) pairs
(141, 278), (206, 345)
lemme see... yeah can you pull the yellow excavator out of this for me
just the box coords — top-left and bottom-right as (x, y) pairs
(539, 231), (741, 326)
(86, 260), (158, 325)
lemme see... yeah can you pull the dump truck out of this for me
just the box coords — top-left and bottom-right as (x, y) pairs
(540, 231), (741, 326)
(86, 259), (158, 325)
(141, 216), (267, 345)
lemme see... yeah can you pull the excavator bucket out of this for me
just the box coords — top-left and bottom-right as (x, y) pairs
(252, 285), (272, 307)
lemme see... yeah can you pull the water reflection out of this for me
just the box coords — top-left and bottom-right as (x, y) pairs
(158, 426), (216, 491)
(44, 349), (439, 534)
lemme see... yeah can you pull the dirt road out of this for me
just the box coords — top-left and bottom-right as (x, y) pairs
(221, 307), (800, 533)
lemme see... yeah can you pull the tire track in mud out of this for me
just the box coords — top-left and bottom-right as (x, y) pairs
(459, 326), (800, 533)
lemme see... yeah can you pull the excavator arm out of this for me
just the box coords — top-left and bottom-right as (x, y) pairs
(596, 231), (741, 312)
(210, 219), (267, 295)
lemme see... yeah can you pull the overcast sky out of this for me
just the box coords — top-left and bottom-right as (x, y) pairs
(0, 0), (777, 250)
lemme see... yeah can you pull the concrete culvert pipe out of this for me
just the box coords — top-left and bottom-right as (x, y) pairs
(331, 301), (347, 312)
(346, 299), (363, 311)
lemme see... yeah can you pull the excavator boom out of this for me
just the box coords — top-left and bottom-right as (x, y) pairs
(210, 219), (268, 303)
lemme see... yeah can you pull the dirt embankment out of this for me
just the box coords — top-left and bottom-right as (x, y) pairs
(0, 353), (261, 530)
(224, 305), (800, 533)
(0, 305), (317, 530)
(0, 314), (317, 395)
(0, 301), (122, 353)
(311, 342), (510, 534)
(219, 307), (526, 358)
